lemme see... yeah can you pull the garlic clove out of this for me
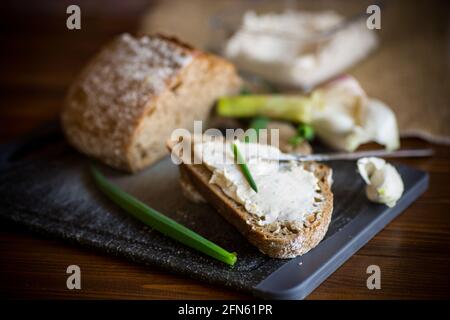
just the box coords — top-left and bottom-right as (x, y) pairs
(357, 157), (404, 207)
(357, 156), (386, 184)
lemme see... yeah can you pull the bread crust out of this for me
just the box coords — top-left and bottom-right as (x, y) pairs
(62, 34), (241, 172)
(168, 139), (334, 258)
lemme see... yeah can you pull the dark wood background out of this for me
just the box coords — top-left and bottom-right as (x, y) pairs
(0, 0), (449, 299)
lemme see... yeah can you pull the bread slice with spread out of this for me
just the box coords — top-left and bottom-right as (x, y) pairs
(168, 136), (333, 258)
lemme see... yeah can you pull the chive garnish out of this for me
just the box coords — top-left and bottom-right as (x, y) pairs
(231, 142), (258, 193)
(289, 123), (315, 146)
(288, 135), (304, 147)
(297, 123), (315, 141)
(90, 165), (237, 266)
(250, 116), (269, 132)
(245, 116), (269, 143)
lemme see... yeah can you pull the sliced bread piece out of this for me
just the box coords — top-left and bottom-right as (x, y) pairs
(62, 34), (241, 172)
(167, 137), (333, 259)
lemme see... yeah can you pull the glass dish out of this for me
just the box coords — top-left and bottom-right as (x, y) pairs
(208, 0), (382, 91)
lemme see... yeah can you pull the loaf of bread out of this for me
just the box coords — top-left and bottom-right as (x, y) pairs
(61, 34), (241, 172)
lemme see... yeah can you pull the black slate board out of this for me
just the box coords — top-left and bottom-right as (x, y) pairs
(0, 124), (429, 299)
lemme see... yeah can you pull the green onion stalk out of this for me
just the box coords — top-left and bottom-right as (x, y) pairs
(90, 165), (237, 266)
(217, 95), (313, 124)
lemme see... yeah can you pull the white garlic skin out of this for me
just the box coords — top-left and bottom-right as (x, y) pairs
(357, 157), (404, 207)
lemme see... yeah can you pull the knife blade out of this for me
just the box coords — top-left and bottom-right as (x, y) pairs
(262, 148), (434, 162)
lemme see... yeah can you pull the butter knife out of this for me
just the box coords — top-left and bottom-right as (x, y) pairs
(264, 148), (434, 162)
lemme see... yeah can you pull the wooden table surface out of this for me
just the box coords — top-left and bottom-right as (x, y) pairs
(1, 0), (449, 299)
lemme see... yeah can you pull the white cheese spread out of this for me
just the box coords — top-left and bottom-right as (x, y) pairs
(194, 141), (320, 225)
(225, 10), (378, 89)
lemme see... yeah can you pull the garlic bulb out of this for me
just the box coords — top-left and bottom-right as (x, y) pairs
(361, 99), (400, 151)
(357, 157), (404, 207)
(311, 76), (400, 152)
